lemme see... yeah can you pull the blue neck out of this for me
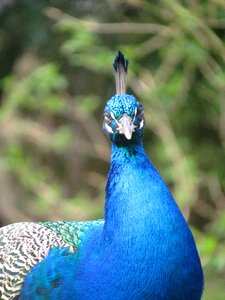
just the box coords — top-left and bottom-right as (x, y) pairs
(104, 143), (153, 237)
(103, 142), (173, 237)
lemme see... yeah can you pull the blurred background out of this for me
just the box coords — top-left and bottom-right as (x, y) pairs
(0, 0), (224, 298)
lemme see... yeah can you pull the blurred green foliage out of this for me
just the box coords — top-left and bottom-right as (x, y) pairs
(0, 0), (225, 298)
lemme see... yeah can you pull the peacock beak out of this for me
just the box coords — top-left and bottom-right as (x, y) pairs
(117, 114), (136, 140)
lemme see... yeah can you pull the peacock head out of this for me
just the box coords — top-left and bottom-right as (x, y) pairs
(103, 94), (145, 146)
(103, 51), (145, 146)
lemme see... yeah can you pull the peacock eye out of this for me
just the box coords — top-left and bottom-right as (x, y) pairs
(136, 109), (144, 120)
(134, 103), (145, 129)
(137, 110), (144, 119)
(104, 114), (112, 124)
(136, 102), (143, 118)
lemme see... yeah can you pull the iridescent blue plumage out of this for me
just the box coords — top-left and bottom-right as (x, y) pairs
(19, 52), (204, 299)
(105, 94), (138, 118)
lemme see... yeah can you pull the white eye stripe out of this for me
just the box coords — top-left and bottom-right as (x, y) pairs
(104, 122), (113, 133)
(110, 112), (120, 125)
(133, 108), (137, 121)
(104, 116), (111, 123)
(140, 119), (144, 129)
(110, 112), (116, 119)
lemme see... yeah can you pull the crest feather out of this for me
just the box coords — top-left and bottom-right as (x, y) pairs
(113, 51), (128, 95)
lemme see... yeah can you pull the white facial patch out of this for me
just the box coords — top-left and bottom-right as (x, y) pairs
(104, 122), (113, 134)
(140, 119), (144, 129)
(110, 112), (119, 124)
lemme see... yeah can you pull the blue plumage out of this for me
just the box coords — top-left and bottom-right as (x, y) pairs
(19, 52), (204, 299)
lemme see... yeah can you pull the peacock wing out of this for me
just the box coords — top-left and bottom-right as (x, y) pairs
(0, 220), (103, 300)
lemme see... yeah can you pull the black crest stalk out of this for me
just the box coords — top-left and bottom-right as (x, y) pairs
(113, 50), (129, 95)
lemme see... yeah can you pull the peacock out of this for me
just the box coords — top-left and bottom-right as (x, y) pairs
(0, 51), (204, 300)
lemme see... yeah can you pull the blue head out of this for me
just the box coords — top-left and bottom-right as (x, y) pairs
(103, 94), (145, 146)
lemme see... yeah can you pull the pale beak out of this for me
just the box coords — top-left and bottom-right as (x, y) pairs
(117, 114), (136, 140)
